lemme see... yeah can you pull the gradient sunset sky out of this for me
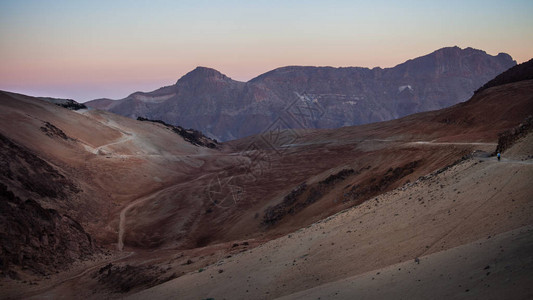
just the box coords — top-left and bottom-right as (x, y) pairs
(1, 0), (532, 102)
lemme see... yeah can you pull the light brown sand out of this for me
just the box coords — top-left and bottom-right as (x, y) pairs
(128, 145), (533, 299)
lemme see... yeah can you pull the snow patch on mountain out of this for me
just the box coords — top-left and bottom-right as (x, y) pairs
(398, 85), (413, 93)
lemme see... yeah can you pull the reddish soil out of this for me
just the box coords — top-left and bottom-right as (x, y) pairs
(0, 80), (531, 298)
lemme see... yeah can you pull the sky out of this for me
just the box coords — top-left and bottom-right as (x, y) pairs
(1, 0), (532, 102)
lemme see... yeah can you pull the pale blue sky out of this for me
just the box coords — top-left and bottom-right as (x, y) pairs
(1, 0), (532, 101)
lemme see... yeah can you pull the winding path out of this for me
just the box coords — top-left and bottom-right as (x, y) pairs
(409, 141), (497, 146)
(117, 172), (214, 251)
(94, 131), (134, 153)
(117, 185), (178, 251)
(79, 117), (136, 155)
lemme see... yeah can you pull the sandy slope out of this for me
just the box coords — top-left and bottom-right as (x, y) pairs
(280, 225), (533, 300)
(129, 135), (533, 299)
(0, 90), (220, 247)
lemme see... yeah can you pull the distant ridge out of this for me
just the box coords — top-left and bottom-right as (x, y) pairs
(86, 46), (516, 141)
(476, 58), (533, 93)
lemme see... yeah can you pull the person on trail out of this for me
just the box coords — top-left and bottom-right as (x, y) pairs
(497, 152), (501, 161)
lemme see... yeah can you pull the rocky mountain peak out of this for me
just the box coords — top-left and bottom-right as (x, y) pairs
(476, 58), (533, 93)
(176, 66), (233, 86)
(86, 47), (517, 141)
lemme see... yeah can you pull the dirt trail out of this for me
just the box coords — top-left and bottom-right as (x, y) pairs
(409, 141), (497, 146)
(77, 116), (136, 155)
(94, 131), (134, 153)
(117, 172), (214, 251)
(117, 185), (178, 251)
(359, 139), (497, 146)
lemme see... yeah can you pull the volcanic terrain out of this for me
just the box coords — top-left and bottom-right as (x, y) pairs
(0, 62), (532, 299)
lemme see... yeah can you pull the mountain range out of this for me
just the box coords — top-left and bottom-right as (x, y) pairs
(87, 46), (516, 141)
(1, 55), (532, 299)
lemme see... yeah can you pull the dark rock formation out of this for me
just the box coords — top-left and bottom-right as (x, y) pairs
(136, 117), (219, 148)
(0, 133), (80, 199)
(93, 263), (176, 293)
(495, 115), (533, 154)
(263, 183), (308, 226)
(40, 121), (70, 140)
(0, 183), (96, 279)
(345, 161), (421, 203)
(39, 97), (87, 110)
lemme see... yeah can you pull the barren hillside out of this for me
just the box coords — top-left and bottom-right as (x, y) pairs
(0, 79), (532, 299)
(130, 131), (533, 300)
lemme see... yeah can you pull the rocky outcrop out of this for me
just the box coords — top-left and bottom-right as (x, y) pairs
(344, 161), (421, 203)
(262, 183), (309, 226)
(0, 133), (80, 199)
(86, 47), (516, 141)
(136, 117), (219, 148)
(261, 161), (420, 227)
(495, 115), (533, 154)
(0, 183), (96, 279)
(0, 132), (95, 280)
(40, 121), (70, 140)
(39, 97), (87, 110)
(93, 263), (176, 293)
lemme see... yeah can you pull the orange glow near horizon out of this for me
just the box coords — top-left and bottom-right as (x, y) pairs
(1, 1), (532, 101)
